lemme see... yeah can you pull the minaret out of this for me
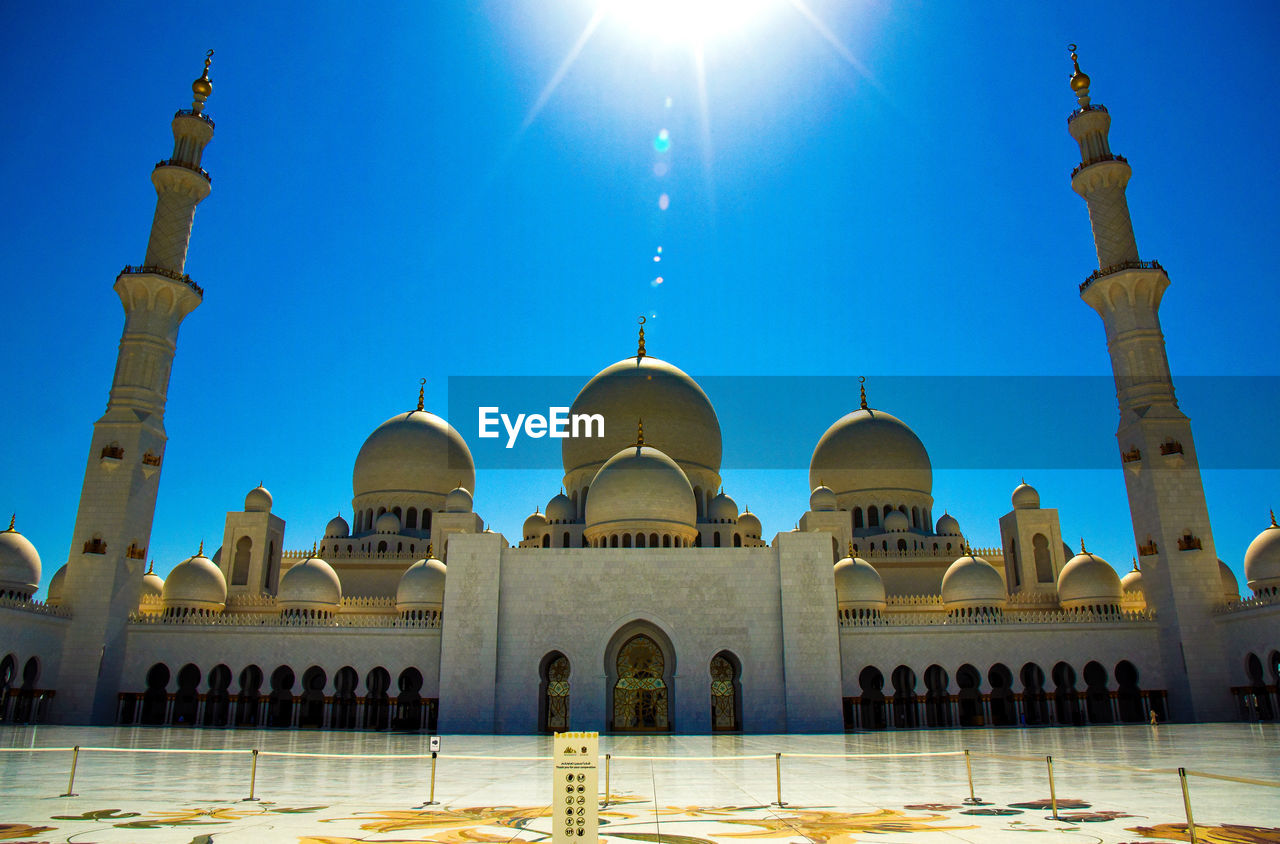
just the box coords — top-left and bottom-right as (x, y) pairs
(1067, 47), (1231, 721)
(55, 54), (216, 724)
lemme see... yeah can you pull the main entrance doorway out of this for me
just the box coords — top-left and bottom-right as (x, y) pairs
(613, 634), (669, 731)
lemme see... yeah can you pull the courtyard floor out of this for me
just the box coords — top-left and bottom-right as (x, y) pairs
(1, 723), (1277, 843)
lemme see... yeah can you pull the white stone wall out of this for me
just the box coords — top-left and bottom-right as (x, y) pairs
(1215, 605), (1280, 685)
(0, 605), (68, 691)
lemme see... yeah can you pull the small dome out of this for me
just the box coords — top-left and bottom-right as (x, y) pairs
(141, 567), (164, 599)
(834, 553), (886, 609)
(737, 510), (762, 538)
(396, 552), (447, 611)
(0, 518), (40, 599)
(278, 552), (342, 611)
(941, 552), (1005, 610)
(708, 491), (737, 523)
(47, 564), (67, 606)
(244, 484), (273, 513)
(1244, 515), (1280, 594)
(935, 513), (961, 536)
(810, 406), (932, 497)
(162, 548), (227, 612)
(1120, 563), (1143, 593)
(883, 509), (910, 533)
(1219, 560), (1240, 602)
(523, 510), (548, 539)
(446, 485), (474, 513)
(585, 443), (696, 536)
(374, 511), (402, 534)
(353, 409), (476, 501)
(1011, 481), (1040, 510)
(809, 485), (836, 512)
(546, 492), (575, 523)
(325, 514), (350, 538)
(1057, 549), (1122, 610)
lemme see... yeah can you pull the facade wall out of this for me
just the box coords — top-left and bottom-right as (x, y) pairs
(0, 605), (68, 691)
(1215, 605), (1280, 685)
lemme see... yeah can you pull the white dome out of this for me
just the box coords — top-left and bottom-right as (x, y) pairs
(47, 564), (67, 606)
(809, 485), (836, 512)
(738, 510), (762, 538)
(810, 406), (932, 497)
(883, 509), (910, 533)
(0, 519), (40, 599)
(353, 409), (475, 500)
(546, 492), (575, 523)
(935, 513), (961, 536)
(162, 549), (227, 612)
(708, 491), (737, 523)
(1120, 563), (1143, 593)
(396, 554), (447, 611)
(325, 514), (350, 538)
(941, 553), (1005, 609)
(445, 485), (474, 513)
(523, 510), (548, 540)
(1219, 560), (1240, 602)
(563, 355), (722, 479)
(585, 443), (696, 535)
(834, 554), (886, 609)
(1057, 550), (1123, 610)
(1011, 481), (1040, 510)
(244, 484), (273, 513)
(374, 511), (402, 534)
(140, 565), (164, 599)
(1244, 516), (1280, 593)
(278, 553), (342, 610)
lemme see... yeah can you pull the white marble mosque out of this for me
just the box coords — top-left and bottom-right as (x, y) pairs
(1, 50), (1278, 736)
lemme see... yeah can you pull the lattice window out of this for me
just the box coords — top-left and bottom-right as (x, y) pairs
(711, 655), (737, 730)
(546, 655), (570, 731)
(614, 635), (668, 730)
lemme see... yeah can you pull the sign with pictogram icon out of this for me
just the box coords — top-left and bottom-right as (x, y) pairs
(552, 731), (598, 843)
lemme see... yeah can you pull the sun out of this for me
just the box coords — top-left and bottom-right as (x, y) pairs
(597, 0), (776, 45)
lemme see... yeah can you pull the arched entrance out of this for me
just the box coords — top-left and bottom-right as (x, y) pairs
(540, 652), (571, 733)
(710, 651), (741, 731)
(611, 634), (670, 731)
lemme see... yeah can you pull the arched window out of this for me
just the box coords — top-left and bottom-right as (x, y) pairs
(377, 506), (387, 518)
(564, 531), (571, 547)
(424, 508), (432, 531)
(232, 536), (252, 586)
(264, 540), (277, 590)
(542, 534), (550, 548)
(392, 506), (402, 522)
(141, 662), (169, 725)
(911, 506), (919, 528)
(1033, 533), (1052, 582)
(378, 540), (388, 553)
(614, 635), (669, 731)
(733, 534), (742, 547)
(693, 486), (704, 519)
(1008, 539), (1021, 587)
(663, 535), (672, 548)
(650, 533), (658, 548)
(868, 507), (879, 527)
(406, 508), (418, 530)
(542, 652), (570, 732)
(897, 538), (907, 551)
(853, 507), (864, 528)
(622, 534), (632, 548)
(713, 532), (721, 547)
(710, 652), (740, 731)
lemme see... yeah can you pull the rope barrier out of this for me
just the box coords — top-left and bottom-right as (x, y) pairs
(1183, 769), (1280, 788)
(782, 751), (964, 760)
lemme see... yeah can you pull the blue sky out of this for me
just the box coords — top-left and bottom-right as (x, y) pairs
(1, 1), (1277, 590)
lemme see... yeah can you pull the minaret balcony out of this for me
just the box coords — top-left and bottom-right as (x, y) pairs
(173, 108), (215, 129)
(1177, 534), (1203, 552)
(83, 537), (107, 555)
(1071, 153), (1127, 179)
(119, 265), (203, 297)
(1137, 539), (1158, 556)
(1159, 439), (1184, 456)
(126, 544), (147, 560)
(1121, 447), (1141, 464)
(1079, 259), (1165, 293)
(154, 158), (212, 184)
(1066, 102), (1108, 124)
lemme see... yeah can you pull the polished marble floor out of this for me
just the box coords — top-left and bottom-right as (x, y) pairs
(1, 724), (1277, 842)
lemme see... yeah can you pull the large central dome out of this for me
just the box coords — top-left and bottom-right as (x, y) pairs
(353, 409), (475, 499)
(810, 406), (932, 497)
(563, 355), (722, 479)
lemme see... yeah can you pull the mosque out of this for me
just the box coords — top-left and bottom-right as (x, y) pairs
(1, 51), (1278, 734)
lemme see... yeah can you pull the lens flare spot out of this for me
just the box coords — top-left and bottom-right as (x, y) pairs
(658, 193), (670, 210)
(651, 276), (664, 287)
(664, 96), (673, 108)
(653, 128), (670, 153)
(653, 161), (669, 177)
(653, 255), (661, 262)
(656, 246), (663, 253)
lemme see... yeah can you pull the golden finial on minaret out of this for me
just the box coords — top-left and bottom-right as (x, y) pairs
(191, 49), (214, 114)
(637, 315), (647, 359)
(4, 514), (13, 532)
(636, 418), (645, 447)
(1271, 509), (1278, 528)
(859, 376), (868, 411)
(427, 543), (434, 558)
(1080, 537), (1088, 554)
(1130, 556), (1139, 572)
(1068, 43), (1091, 104)
(310, 541), (318, 557)
(847, 541), (855, 558)
(197, 539), (204, 556)
(147, 559), (155, 574)
(416, 378), (426, 412)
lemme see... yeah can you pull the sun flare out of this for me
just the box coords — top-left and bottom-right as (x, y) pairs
(598, 0), (776, 44)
